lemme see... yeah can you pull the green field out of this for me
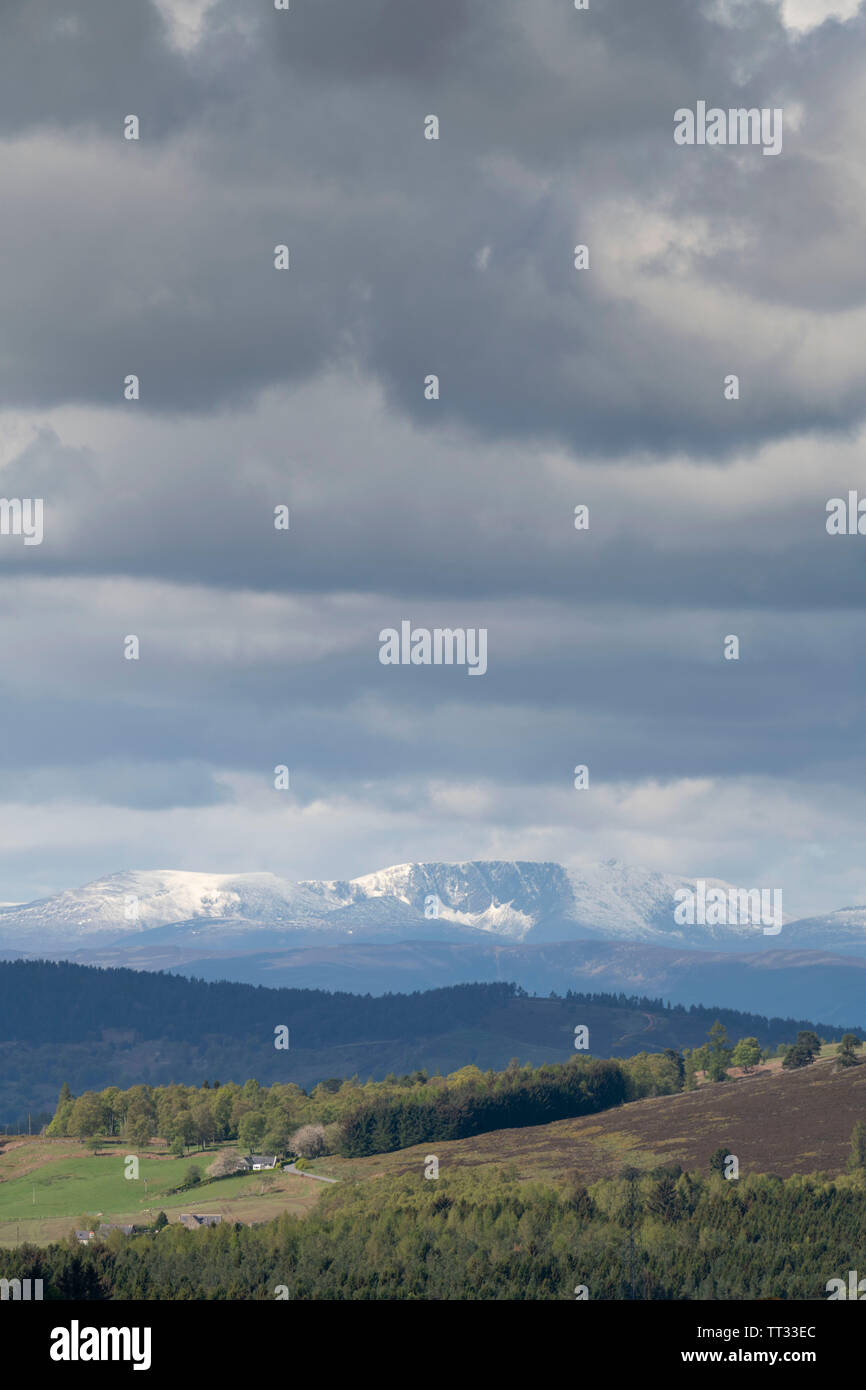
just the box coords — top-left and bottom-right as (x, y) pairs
(0, 1140), (323, 1247)
(0, 1152), (203, 1221)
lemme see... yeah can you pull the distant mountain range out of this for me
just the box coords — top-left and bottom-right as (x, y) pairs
(2, 860), (865, 1019)
(0, 858), (807, 951)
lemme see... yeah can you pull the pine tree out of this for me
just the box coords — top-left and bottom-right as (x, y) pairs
(837, 1034), (862, 1068)
(848, 1121), (866, 1174)
(706, 1022), (731, 1082)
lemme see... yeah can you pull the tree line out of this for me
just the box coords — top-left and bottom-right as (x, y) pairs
(44, 1019), (856, 1160)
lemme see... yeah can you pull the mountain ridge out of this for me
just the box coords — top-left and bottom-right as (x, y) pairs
(0, 857), (857, 958)
(0, 858), (782, 953)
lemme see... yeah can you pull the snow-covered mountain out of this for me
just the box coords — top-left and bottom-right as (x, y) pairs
(0, 858), (796, 954)
(774, 905), (866, 953)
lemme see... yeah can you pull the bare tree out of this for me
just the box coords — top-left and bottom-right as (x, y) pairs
(207, 1150), (246, 1178)
(291, 1124), (326, 1159)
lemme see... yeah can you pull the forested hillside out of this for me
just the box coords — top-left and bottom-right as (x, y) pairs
(3, 1168), (866, 1300)
(3, 958), (859, 1127)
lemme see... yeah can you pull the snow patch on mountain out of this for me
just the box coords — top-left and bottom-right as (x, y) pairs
(0, 869), (335, 942)
(0, 856), (799, 955)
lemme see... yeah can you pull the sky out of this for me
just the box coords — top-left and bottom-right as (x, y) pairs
(0, 0), (865, 916)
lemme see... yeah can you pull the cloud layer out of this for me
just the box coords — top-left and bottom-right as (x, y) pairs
(0, 0), (864, 915)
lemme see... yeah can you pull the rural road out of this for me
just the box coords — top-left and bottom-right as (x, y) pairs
(283, 1163), (338, 1183)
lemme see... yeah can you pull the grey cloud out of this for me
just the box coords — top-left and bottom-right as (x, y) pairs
(0, 0), (208, 138)
(0, 1), (864, 457)
(0, 0), (864, 909)
(0, 758), (232, 810)
(1, 576), (864, 790)
(1, 385), (864, 617)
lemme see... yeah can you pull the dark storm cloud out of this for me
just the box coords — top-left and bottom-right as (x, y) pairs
(0, 756), (232, 810)
(0, 573), (863, 790)
(1, 0), (864, 455)
(1, 0), (865, 910)
(0, 400), (862, 619)
(261, 0), (475, 80)
(0, 0), (206, 137)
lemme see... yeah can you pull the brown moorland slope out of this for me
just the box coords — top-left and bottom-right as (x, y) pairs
(315, 1054), (866, 1186)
